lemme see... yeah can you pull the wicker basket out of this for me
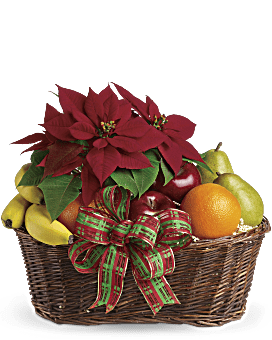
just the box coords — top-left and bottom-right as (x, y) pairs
(15, 216), (270, 327)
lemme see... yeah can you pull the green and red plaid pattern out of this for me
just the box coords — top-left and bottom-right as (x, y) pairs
(68, 185), (192, 315)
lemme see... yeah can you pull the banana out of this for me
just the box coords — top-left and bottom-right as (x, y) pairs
(15, 163), (44, 204)
(25, 204), (73, 245)
(1, 193), (31, 229)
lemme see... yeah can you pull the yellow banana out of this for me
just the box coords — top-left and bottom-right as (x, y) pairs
(15, 163), (44, 204)
(1, 193), (31, 229)
(25, 204), (73, 245)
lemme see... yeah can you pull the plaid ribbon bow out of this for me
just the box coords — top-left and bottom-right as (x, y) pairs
(68, 185), (192, 315)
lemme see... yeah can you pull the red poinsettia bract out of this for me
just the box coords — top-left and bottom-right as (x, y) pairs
(113, 83), (205, 175)
(65, 85), (165, 186)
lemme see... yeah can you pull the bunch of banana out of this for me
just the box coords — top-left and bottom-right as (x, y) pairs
(1, 163), (39, 229)
(1, 163), (73, 246)
(25, 204), (73, 246)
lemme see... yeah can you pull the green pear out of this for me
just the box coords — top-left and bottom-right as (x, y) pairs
(214, 173), (264, 226)
(197, 142), (234, 183)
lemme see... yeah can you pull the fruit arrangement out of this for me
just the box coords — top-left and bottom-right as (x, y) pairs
(1, 83), (266, 315)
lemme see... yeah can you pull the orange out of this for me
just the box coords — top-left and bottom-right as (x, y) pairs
(58, 195), (96, 234)
(180, 183), (241, 239)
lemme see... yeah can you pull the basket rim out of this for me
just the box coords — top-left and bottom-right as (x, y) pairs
(14, 216), (270, 250)
(186, 215), (270, 249)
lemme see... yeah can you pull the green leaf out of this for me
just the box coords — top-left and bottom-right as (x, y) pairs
(160, 157), (175, 185)
(38, 174), (82, 220)
(110, 168), (138, 198)
(69, 140), (89, 147)
(18, 150), (49, 187)
(151, 148), (161, 157)
(68, 140), (89, 160)
(183, 157), (214, 174)
(104, 176), (117, 187)
(31, 149), (49, 165)
(131, 149), (160, 197)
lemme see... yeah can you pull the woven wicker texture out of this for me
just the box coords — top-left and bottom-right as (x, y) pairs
(15, 216), (270, 327)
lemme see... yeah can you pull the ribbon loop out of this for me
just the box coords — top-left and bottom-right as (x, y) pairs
(156, 208), (192, 251)
(68, 239), (107, 274)
(75, 207), (116, 244)
(95, 185), (131, 221)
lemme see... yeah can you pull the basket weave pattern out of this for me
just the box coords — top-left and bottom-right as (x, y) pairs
(15, 217), (270, 327)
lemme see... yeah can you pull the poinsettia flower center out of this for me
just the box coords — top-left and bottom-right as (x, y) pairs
(152, 114), (168, 130)
(98, 121), (116, 138)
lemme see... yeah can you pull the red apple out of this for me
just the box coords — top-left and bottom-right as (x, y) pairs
(150, 162), (201, 203)
(128, 191), (176, 222)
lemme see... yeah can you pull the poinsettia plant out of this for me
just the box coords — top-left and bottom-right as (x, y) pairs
(13, 83), (211, 220)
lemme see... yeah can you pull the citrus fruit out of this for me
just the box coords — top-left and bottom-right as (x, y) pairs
(180, 183), (241, 239)
(58, 194), (85, 234)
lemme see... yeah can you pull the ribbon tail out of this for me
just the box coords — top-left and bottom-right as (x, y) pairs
(90, 244), (129, 314)
(134, 275), (180, 315)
